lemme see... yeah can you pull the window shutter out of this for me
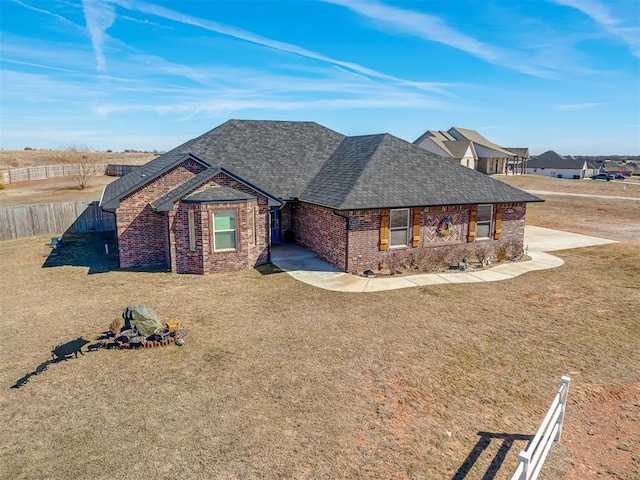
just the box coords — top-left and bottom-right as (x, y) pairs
(380, 209), (389, 251)
(494, 205), (504, 240)
(412, 208), (421, 247)
(467, 205), (477, 243)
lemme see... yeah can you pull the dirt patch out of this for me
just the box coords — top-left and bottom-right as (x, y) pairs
(0, 175), (115, 207)
(562, 382), (640, 479)
(1, 173), (639, 479)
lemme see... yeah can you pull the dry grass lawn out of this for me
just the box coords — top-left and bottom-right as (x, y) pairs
(0, 175), (639, 479)
(0, 150), (154, 170)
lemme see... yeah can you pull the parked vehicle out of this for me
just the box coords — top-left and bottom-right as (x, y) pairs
(614, 173), (628, 180)
(591, 173), (613, 181)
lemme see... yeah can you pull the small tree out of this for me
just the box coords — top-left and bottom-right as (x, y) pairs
(66, 144), (100, 189)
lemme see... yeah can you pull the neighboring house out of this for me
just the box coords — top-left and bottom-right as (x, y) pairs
(626, 162), (640, 176)
(526, 150), (590, 179)
(600, 160), (634, 177)
(585, 161), (601, 177)
(412, 130), (477, 169)
(414, 127), (528, 175)
(100, 120), (542, 275)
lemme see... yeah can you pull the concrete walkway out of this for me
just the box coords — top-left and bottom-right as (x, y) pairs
(270, 226), (617, 293)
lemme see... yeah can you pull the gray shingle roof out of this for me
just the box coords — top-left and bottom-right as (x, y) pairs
(448, 127), (516, 157)
(150, 166), (281, 212)
(101, 153), (210, 209)
(528, 150), (586, 169)
(505, 147), (529, 158)
(301, 134), (541, 210)
(444, 140), (473, 159)
(160, 119), (345, 200)
(101, 120), (344, 209)
(102, 120), (541, 213)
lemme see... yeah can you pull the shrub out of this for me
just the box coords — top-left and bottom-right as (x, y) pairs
(496, 244), (508, 262)
(109, 318), (123, 335)
(386, 253), (401, 275)
(509, 241), (525, 260)
(475, 243), (492, 266)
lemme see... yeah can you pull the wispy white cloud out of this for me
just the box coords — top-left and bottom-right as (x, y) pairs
(0, 58), (79, 73)
(551, 0), (640, 57)
(556, 102), (604, 111)
(323, 0), (560, 78)
(12, 0), (82, 30)
(101, 0), (450, 93)
(81, 0), (117, 70)
(94, 84), (448, 118)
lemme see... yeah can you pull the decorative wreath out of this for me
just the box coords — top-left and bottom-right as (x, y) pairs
(437, 217), (453, 237)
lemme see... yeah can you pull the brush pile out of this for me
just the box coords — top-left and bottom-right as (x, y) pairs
(98, 306), (186, 349)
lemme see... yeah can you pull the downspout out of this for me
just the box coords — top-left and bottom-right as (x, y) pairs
(267, 208), (272, 263)
(333, 210), (350, 272)
(165, 212), (172, 272)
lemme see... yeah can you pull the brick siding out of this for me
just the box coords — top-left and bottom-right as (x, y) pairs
(291, 202), (347, 270)
(117, 160), (528, 276)
(116, 160), (205, 269)
(168, 173), (270, 274)
(289, 203), (527, 274)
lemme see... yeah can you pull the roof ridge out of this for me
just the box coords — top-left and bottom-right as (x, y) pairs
(299, 134), (387, 208)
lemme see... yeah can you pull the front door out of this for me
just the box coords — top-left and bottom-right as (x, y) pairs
(270, 210), (280, 244)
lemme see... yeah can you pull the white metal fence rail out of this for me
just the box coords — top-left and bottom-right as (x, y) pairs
(511, 376), (571, 480)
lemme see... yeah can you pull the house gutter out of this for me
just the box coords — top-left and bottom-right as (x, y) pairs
(333, 210), (350, 272)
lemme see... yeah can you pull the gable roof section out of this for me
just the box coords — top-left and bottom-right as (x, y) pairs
(448, 127), (516, 158)
(160, 119), (345, 200)
(103, 120), (541, 215)
(100, 152), (210, 209)
(414, 130), (455, 157)
(413, 130), (475, 160)
(183, 186), (257, 204)
(101, 120), (344, 209)
(445, 140), (474, 159)
(301, 134), (542, 210)
(528, 150), (586, 169)
(150, 166), (281, 212)
(601, 160), (631, 173)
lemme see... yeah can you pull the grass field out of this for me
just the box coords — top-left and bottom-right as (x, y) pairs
(0, 150), (155, 170)
(0, 175), (639, 479)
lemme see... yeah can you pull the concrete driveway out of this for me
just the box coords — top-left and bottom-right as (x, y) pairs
(270, 225), (617, 293)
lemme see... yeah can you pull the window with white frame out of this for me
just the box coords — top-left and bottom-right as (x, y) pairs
(476, 204), (493, 239)
(389, 209), (409, 247)
(213, 211), (237, 251)
(188, 210), (196, 251)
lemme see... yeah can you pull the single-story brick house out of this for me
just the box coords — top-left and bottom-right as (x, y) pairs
(99, 120), (542, 275)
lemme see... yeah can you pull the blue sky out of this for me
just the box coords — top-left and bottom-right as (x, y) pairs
(1, 0), (639, 155)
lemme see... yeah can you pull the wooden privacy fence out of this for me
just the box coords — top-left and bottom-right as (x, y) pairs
(104, 164), (139, 176)
(0, 164), (108, 184)
(511, 376), (571, 480)
(0, 201), (116, 241)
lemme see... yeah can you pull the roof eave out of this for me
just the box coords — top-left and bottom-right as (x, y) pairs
(101, 152), (210, 210)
